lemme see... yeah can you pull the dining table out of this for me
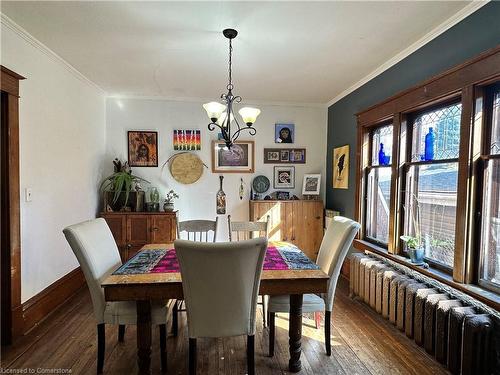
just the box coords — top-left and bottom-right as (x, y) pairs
(102, 241), (329, 374)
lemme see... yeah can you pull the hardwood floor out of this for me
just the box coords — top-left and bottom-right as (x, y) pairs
(1, 278), (448, 374)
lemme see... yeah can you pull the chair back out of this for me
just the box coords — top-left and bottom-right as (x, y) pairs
(63, 218), (122, 323)
(315, 216), (360, 311)
(177, 218), (219, 242)
(175, 238), (268, 338)
(228, 215), (269, 241)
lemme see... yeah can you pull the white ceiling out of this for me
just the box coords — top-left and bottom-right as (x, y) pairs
(1, 1), (477, 105)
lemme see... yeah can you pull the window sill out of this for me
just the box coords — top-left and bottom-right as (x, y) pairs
(353, 239), (500, 311)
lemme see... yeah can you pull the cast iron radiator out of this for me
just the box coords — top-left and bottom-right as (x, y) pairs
(349, 252), (499, 375)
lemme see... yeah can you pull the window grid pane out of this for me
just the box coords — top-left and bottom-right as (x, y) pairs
(371, 125), (393, 166)
(411, 103), (462, 162)
(490, 91), (500, 154)
(365, 167), (391, 244)
(404, 163), (458, 268)
(480, 160), (500, 287)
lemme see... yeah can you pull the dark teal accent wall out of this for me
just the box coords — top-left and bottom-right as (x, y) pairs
(326, 2), (500, 217)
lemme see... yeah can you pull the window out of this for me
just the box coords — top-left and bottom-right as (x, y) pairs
(403, 102), (461, 270)
(479, 86), (500, 292)
(364, 125), (392, 245)
(355, 49), (500, 305)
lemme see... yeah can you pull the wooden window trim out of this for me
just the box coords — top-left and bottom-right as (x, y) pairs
(355, 45), (500, 305)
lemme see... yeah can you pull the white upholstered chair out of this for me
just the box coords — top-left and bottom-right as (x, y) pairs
(268, 216), (360, 356)
(63, 218), (168, 373)
(173, 218), (220, 336)
(175, 238), (268, 375)
(228, 215), (270, 327)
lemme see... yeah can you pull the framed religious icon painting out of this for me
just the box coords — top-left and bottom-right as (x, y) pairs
(333, 144), (349, 189)
(128, 131), (158, 167)
(212, 140), (255, 173)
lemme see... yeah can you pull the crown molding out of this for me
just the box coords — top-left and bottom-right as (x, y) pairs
(1, 13), (105, 94)
(325, 1), (489, 108)
(107, 93), (326, 109)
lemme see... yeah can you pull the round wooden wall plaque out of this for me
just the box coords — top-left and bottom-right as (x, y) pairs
(169, 153), (204, 184)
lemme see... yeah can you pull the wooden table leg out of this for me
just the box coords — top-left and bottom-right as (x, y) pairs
(288, 294), (303, 373)
(137, 300), (152, 374)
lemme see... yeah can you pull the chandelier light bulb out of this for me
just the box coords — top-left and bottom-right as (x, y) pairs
(239, 107), (261, 126)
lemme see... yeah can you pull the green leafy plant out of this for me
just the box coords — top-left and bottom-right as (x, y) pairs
(100, 159), (150, 207)
(165, 189), (179, 204)
(400, 235), (421, 250)
(401, 193), (423, 249)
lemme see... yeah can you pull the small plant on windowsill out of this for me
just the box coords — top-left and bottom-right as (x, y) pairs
(163, 190), (179, 212)
(401, 193), (426, 265)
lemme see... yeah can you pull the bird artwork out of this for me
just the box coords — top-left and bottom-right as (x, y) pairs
(333, 145), (349, 189)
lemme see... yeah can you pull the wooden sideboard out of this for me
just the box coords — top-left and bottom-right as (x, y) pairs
(101, 212), (177, 261)
(249, 200), (324, 261)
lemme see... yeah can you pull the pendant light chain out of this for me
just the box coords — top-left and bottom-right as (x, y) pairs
(227, 38), (233, 91)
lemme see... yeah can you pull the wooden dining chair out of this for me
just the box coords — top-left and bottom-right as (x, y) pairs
(227, 215), (269, 241)
(63, 218), (168, 374)
(267, 216), (360, 357)
(175, 238), (268, 375)
(173, 218), (219, 336)
(177, 218), (219, 242)
(228, 215), (270, 327)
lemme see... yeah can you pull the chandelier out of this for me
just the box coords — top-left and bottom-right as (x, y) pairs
(203, 29), (261, 148)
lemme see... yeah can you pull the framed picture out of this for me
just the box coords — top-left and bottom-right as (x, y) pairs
(128, 131), (158, 167)
(302, 174), (321, 195)
(173, 129), (201, 151)
(333, 144), (349, 189)
(275, 123), (294, 143)
(280, 150), (290, 162)
(212, 140), (255, 173)
(264, 148), (306, 164)
(273, 166), (295, 189)
(265, 150), (280, 162)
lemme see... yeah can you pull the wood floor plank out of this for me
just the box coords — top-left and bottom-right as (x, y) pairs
(2, 278), (449, 374)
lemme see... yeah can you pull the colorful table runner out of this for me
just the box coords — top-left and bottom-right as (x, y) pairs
(113, 241), (319, 275)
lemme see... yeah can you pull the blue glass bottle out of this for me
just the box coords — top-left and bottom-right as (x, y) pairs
(378, 143), (386, 165)
(424, 127), (435, 161)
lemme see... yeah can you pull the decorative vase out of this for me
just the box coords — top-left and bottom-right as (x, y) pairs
(408, 247), (425, 265)
(216, 175), (226, 214)
(378, 143), (386, 165)
(424, 127), (435, 161)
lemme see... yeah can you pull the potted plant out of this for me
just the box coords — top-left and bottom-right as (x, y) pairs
(163, 190), (179, 212)
(401, 193), (426, 265)
(100, 159), (150, 211)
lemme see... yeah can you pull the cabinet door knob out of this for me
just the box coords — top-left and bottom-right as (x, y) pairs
(127, 244), (132, 249)
(151, 227), (159, 232)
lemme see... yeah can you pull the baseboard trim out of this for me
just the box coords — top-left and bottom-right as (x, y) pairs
(21, 267), (85, 334)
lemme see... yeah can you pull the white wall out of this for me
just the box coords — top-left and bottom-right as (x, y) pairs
(106, 98), (327, 240)
(1, 21), (106, 302)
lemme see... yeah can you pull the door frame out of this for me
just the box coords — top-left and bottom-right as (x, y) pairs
(1, 65), (25, 345)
